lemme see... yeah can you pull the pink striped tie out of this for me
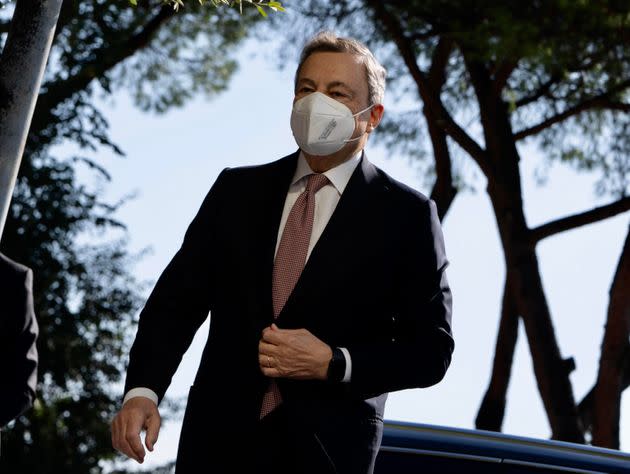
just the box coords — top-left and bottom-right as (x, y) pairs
(260, 173), (330, 418)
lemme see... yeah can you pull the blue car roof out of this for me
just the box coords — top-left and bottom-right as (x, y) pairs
(381, 420), (630, 473)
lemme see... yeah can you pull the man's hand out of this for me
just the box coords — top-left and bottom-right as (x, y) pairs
(111, 397), (161, 464)
(258, 324), (333, 380)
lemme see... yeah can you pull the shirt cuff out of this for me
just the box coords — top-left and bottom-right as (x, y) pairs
(123, 387), (159, 406)
(339, 347), (352, 383)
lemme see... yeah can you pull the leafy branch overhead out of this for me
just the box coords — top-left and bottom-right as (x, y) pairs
(129, 0), (285, 16)
(0, 0), (269, 471)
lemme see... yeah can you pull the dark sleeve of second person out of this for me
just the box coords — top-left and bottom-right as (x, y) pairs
(0, 266), (39, 427)
(123, 168), (231, 402)
(346, 197), (454, 400)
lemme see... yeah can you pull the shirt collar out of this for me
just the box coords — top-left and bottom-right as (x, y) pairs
(292, 151), (362, 195)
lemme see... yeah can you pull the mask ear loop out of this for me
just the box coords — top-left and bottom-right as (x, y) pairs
(351, 103), (375, 118)
(344, 104), (376, 144)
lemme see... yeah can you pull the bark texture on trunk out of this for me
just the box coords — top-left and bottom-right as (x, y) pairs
(425, 38), (457, 220)
(579, 346), (630, 439)
(476, 273), (519, 431)
(591, 225), (630, 448)
(465, 56), (584, 443)
(427, 112), (457, 220)
(0, 0), (63, 237)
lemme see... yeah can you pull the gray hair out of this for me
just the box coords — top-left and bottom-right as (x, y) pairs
(295, 31), (387, 106)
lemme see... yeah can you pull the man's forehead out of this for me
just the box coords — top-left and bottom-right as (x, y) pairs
(302, 50), (363, 63)
(297, 52), (366, 87)
(297, 78), (353, 89)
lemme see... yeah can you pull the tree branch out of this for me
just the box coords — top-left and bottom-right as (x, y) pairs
(606, 102), (630, 112)
(409, 29), (438, 42)
(28, 4), (175, 146)
(578, 346), (630, 439)
(427, 37), (453, 88)
(475, 273), (519, 432)
(493, 60), (517, 93)
(515, 73), (562, 108)
(592, 225), (630, 448)
(365, 0), (491, 175)
(427, 37), (457, 219)
(530, 196), (630, 244)
(515, 78), (630, 141)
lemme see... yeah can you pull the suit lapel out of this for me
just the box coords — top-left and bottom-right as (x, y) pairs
(248, 151), (299, 328)
(275, 153), (381, 326)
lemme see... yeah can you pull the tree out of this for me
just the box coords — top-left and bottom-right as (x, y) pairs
(0, 0), (63, 236)
(0, 0), (284, 237)
(155, 0), (285, 16)
(0, 0), (268, 471)
(591, 224), (630, 448)
(286, 0), (630, 445)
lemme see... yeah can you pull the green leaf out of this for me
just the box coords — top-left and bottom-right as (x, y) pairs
(268, 1), (285, 11)
(256, 4), (267, 17)
(129, 0), (137, 5)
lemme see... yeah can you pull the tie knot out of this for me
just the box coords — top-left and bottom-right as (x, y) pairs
(305, 173), (329, 195)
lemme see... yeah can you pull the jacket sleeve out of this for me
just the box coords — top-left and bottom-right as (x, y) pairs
(123, 168), (230, 402)
(346, 198), (454, 399)
(0, 268), (39, 427)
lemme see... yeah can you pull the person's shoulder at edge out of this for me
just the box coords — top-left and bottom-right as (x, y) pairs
(0, 253), (33, 299)
(0, 251), (32, 277)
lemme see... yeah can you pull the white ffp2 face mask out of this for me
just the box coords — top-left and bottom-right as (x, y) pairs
(290, 92), (374, 156)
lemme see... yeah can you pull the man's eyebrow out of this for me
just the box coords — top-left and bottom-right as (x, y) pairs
(296, 78), (355, 93)
(327, 81), (354, 91)
(296, 78), (316, 87)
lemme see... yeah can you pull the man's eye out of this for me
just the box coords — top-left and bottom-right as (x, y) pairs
(299, 87), (314, 93)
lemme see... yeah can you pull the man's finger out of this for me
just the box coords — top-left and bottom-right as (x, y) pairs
(115, 419), (141, 462)
(124, 416), (147, 462)
(259, 353), (277, 369)
(145, 413), (161, 452)
(113, 416), (135, 460)
(261, 366), (282, 378)
(111, 416), (120, 451)
(270, 323), (305, 336)
(258, 340), (277, 354)
(262, 328), (285, 344)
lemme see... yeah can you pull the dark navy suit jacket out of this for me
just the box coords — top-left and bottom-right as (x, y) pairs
(124, 151), (454, 473)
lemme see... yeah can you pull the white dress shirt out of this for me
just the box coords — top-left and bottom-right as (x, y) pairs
(123, 152), (360, 406)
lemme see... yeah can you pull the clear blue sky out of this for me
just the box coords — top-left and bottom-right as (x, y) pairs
(59, 32), (630, 471)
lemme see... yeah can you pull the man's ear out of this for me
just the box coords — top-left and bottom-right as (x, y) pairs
(367, 104), (385, 133)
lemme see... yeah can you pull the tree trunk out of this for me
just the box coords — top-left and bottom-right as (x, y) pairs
(426, 109), (457, 219)
(0, 0), (63, 238)
(578, 344), (630, 438)
(369, 2), (604, 443)
(505, 230), (583, 442)
(425, 38), (457, 220)
(476, 273), (519, 431)
(591, 225), (630, 448)
(465, 56), (585, 443)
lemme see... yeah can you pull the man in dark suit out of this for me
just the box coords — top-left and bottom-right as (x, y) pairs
(0, 252), (39, 429)
(111, 31), (454, 473)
